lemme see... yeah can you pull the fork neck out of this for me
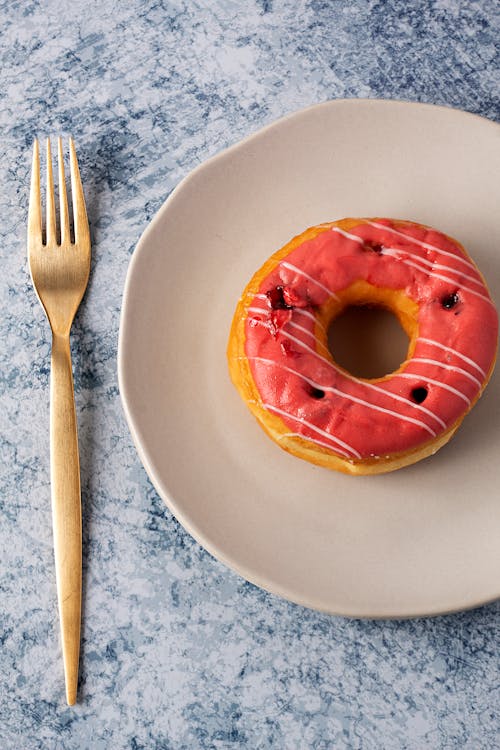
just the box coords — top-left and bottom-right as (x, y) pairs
(50, 321), (72, 339)
(51, 331), (72, 356)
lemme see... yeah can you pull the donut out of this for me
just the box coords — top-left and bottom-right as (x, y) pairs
(227, 218), (498, 475)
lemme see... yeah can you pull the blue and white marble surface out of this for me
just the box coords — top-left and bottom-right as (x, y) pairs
(1, 1), (499, 747)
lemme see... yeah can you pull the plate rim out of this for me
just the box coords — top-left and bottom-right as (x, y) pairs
(118, 98), (500, 618)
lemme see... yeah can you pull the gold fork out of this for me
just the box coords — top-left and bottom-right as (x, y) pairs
(28, 138), (90, 705)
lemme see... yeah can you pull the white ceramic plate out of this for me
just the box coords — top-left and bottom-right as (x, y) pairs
(118, 100), (500, 618)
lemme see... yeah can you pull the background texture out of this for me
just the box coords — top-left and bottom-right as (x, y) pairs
(1, 1), (499, 748)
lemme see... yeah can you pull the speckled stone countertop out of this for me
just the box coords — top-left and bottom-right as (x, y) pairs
(1, 1), (499, 748)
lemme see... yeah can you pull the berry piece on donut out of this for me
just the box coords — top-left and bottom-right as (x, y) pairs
(227, 218), (498, 475)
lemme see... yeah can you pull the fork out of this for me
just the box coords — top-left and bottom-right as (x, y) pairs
(28, 138), (90, 705)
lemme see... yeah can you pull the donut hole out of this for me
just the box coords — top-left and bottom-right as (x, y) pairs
(327, 305), (410, 379)
(441, 292), (460, 310)
(308, 385), (326, 399)
(411, 386), (428, 404)
(266, 285), (293, 310)
(363, 240), (384, 254)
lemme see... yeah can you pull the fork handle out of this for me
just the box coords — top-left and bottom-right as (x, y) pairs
(50, 332), (82, 706)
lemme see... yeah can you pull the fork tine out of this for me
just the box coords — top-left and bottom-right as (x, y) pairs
(28, 138), (42, 247)
(69, 138), (89, 244)
(58, 138), (71, 245)
(46, 138), (57, 246)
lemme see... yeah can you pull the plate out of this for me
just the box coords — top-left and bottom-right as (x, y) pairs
(118, 99), (500, 617)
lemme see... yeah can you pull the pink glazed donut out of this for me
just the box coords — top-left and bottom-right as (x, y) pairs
(227, 218), (498, 474)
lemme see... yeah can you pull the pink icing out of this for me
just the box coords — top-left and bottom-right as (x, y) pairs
(244, 220), (498, 460)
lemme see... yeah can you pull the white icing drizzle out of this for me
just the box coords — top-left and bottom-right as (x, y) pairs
(325, 224), (492, 304)
(263, 402), (362, 458)
(330, 226), (364, 244)
(381, 247), (483, 287)
(243, 292), (268, 303)
(247, 306), (268, 316)
(362, 384), (447, 431)
(409, 357), (482, 388)
(253, 357), (437, 436)
(248, 304), (326, 332)
(277, 432), (352, 459)
(287, 320), (330, 354)
(247, 314), (329, 354)
(396, 373), (471, 405)
(294, 307), (327, 332)
(246, 296), (327, 332)
(417, 338), (486, 377)
(387, 255), (494, 306)
(280, 261), (339, 300)
(368, 221), (478, 272)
